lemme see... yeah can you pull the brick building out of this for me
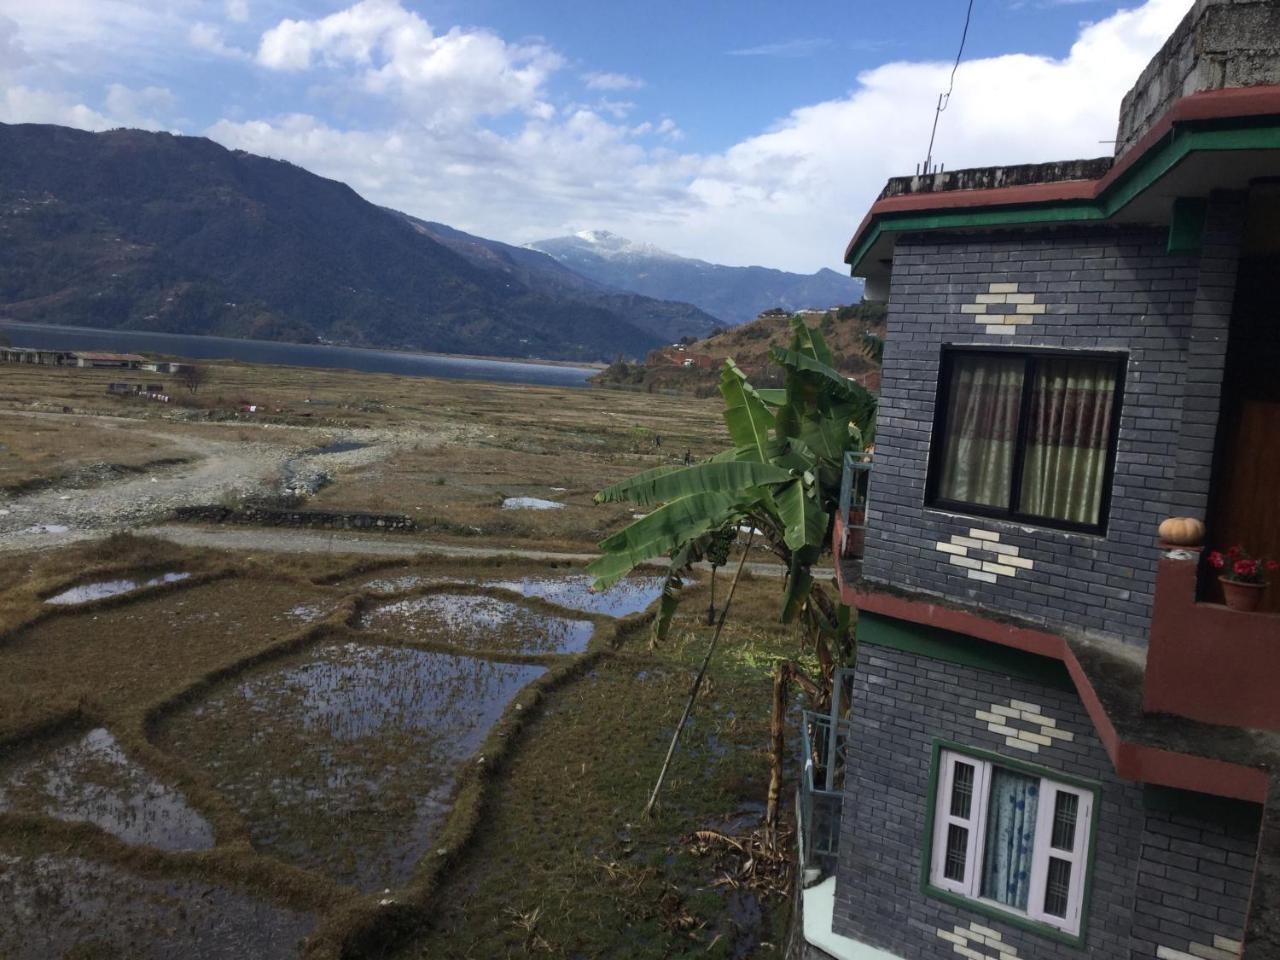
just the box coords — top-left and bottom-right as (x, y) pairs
(794, 3), (1280, 959)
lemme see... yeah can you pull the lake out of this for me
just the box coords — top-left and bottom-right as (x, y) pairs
(0, 321), (598, 388)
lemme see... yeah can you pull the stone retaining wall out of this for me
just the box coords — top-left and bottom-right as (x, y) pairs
(173, 504), (416, 532)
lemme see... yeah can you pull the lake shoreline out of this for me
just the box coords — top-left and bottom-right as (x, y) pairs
(0, 319), (601, 388)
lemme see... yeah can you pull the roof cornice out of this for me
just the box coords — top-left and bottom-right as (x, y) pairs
(845, 85), (1280, 273)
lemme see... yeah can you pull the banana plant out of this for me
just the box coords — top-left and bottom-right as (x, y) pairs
(588, 316), (876, 703)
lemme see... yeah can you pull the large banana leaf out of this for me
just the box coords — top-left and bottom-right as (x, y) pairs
(595, 460), (793, 508)
(787, 316), (836, 367)
(589, 489), (758, 589)
(771, 478), (827, 553)
(719, 360), (774, 460)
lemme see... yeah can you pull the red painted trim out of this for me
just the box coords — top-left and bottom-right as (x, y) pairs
(1145, 554), (1280, 731)
(844, 85), (1280, 263)
(833, 538), (1268, 803)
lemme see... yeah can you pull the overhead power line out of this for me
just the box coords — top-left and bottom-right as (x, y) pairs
(921, 0), (976, 176)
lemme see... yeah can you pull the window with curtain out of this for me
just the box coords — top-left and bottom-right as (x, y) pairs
(929, 350), (1124, 532)
(928, 749), (1095, 937)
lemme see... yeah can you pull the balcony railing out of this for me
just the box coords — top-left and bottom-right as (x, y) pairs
(837, 450), (872, 558)
(798, 670), (855, 874)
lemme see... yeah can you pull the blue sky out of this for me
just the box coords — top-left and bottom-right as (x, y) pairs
(0, 0), (1193, 271)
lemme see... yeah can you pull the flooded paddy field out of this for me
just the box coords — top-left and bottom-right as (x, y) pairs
(0, 848), (317, 960)
(0, 726), (213, 850)
(360, 592), (596, 654)
(158, 642), (545, 889)
(0, 537), (794, 959)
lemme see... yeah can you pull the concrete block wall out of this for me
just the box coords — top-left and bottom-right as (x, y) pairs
(863, 212), (1242, 645)
(831, 642), (1256, 960)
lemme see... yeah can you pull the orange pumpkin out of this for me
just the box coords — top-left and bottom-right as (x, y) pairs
(1158, 516), (1205, 546)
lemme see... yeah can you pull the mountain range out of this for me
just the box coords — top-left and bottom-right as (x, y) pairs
(0, 123), (720, 361)
(527, 230), (863, 326)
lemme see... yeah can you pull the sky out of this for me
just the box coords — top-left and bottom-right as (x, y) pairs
(0, 0), (1195, 273)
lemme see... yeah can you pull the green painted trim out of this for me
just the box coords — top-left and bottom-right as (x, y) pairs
(1167, 197), (1208, 253)
(857, 611), (1074, 691)
(848, 120), (1280, 273)
(919, 739), (1102, 949)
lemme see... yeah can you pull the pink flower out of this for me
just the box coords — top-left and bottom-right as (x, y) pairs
(1267, 560), (1279, 573)
(1208, 550), (1225, 569)
(1228, 545), (1241, 558)
(1233, 558), (1256, 578)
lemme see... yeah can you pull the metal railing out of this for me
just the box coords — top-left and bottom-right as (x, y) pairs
(799, 709), (850, 872)
(837, 450), (872, 558)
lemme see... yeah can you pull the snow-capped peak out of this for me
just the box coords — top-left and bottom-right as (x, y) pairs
(561, 229), (682, 261)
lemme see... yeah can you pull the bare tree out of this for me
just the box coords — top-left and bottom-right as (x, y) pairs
(177, 363), (209, 394)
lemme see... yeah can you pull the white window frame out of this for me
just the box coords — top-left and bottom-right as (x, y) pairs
(929, 749), (1094, 936)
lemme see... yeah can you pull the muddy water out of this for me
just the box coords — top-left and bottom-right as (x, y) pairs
(361, 593), (595, 654)
(45, 572), (190, 605)
(0, 728), (213, 850)
(0, 851), (315, 959)
(160, 642), (544, 890)
(481, 574), (666, 618)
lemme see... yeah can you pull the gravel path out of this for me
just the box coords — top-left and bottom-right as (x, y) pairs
(0, 413), (418, 553)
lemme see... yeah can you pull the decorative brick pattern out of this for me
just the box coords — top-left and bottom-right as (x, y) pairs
(936, 921), (1021, 958)
(863, 206), (1246, 645)
(830, 642), (1259, 960)
(1155, 940), (1243, 960)
(934, 528), (1034, 584)
(974, 697), (1074, 754)
(961, 282), (1047, 335)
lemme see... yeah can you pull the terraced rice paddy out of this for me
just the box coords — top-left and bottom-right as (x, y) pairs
(158, 642), (547, 889)
(0, 543), (761, 959)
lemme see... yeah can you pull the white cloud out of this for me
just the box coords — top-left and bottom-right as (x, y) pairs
(225, 0), (249, 23)
(103, 83), (176, 129)
(0, 84), (110, 129)
(0, 14), (29, 73)
(255, 0), (561, 122)
(190, 21), (249, 60)
(582, 71), (643, 91)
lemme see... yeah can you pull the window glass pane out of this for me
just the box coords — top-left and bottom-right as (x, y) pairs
(979, 767), (1040, 910)
(950, 762), (975, 819)
(1018, 357), (1118, 525)
(1044, 857), (1073, 917)
(937, 354), (1025, 508)
(944, 824), (969, 881)
(1050, 792), (1079, 851)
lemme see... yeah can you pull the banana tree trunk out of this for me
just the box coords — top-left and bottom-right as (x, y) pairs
(765, 660), (788, 844)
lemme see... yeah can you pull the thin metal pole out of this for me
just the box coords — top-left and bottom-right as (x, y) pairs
(642, 529), (756, 818)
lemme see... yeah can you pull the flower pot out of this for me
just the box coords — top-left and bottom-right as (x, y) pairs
(1219, 576), (1266, 612)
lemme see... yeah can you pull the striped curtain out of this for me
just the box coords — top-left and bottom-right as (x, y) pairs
(938, 355), (1025, 508)
(1019, 358), (1117, 526)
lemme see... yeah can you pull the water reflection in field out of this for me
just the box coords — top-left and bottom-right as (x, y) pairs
(0, 728), (213, 850)
(0, 852), (315, 960)
(160, 642), (544, 890)
(361, 593), (594, 654)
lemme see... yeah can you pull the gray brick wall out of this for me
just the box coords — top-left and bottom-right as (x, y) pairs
(830, 642), (1256, 960)
(862, 204), (1245, 645)
(1131, 797), (1259, 959)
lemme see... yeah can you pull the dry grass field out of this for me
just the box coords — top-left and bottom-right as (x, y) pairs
(0, 359), (727, 552)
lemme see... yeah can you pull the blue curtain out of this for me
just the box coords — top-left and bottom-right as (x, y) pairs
(980, 769), (1039, 909)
